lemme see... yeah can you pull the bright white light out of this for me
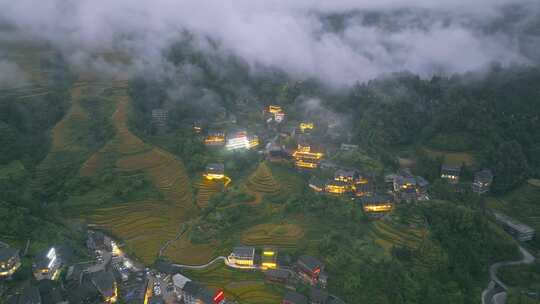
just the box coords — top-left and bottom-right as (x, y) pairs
(46, 248), (56, 259)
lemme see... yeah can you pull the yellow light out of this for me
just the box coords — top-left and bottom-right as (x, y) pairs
(299, 122), (314, 133)
(263, 251), (275, 256)
(295, 160), (318, 168)
(204, 173), (225, 180)
(363, 204), (393, 212)
(262, 262), (277, 269)
(268, 105), (282, 114)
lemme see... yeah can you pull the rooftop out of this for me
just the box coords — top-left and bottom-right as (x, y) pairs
(0, 247), (18, 261)
(283, 291), (308, 304)
(173, 273), (191, 289)
(475, 169), (494, 182)
(361, 194), (394, 204)
(182, 281), (215, 303)
(298, 255), (324, 272)
(232, 246), (255, 258)
(91, 270), (116, 298)
(441, 164), (461, 173)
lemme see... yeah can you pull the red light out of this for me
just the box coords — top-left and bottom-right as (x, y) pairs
(314, 268), (320, 275)
(213, 290), (225, 303)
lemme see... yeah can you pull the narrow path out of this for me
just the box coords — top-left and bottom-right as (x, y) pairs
(172, 256), (227, 269)
(482, 246), (535, 304)
(158, 222), (189, 257)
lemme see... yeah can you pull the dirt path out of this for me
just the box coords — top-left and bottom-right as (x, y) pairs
(482, 246), (535, 304)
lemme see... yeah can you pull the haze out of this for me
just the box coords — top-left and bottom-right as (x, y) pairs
(1, 0), (539, 85)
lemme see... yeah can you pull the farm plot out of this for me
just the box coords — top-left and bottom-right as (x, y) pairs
(241, 223), (305, 249)
(83, 89), (197, 264)
(246, 162), (281, 195)
(183, 263), (283, 304)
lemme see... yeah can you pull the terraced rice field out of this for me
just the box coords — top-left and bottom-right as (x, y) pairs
(368, 216), (427, 254)
(161, 230), (216, 265)
(246, 162), (281, 195)
(183, 263), (283, 304)
(241, 223), (305, 249)
(421, 147), (475, 166)
(83, 90), (198, 264)
(31, 81), (103, 190)
(195, 178), (223, 208)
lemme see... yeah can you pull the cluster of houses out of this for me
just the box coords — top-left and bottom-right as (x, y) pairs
(203, 129), (259, 151)
(440, 164), (495, 194)
(171, 273), (226, 304)
(224, 246), (335, 304)
(386, 169), (430, 203)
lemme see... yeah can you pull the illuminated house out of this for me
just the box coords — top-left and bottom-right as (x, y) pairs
(204, 163), (225, 180)
(299, 122), (314, 133)
(204, 131), (226, 146)
(292, 139), (324, 169)
(441, 164), (461, 184)
(472, 169), (493, 194)
(324, 180), (350, 195)
(261, 247), (278, 270)
(295, 255), (327, 288)
(334, 169), (359, 183)
(91, 270), (117, 303)
(361, 195), (394, 214)
(0, 247), (21, 278)
(267, 105), (285, 123)
(181, 281), (225, 304)
(225, 131), (259, 151)
(268, 105), (282, 114)
(392, 170), (430, 202)
(354, 181), (373, 197)
(32, 247), (62, 281)
(228, 247), (255, 267)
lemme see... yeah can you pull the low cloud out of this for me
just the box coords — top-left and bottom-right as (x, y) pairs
(0, 0), (539, 85)
(0, 60), (28, 88)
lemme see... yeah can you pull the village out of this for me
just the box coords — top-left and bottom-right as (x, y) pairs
(1, 103), (536, 304)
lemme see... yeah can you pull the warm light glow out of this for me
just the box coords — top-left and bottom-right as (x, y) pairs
(262, 262), (277, 269)
(263, 251), (275, 256)
(204, 173), (225, 180)
(205, 136), (225, 145)
(268, 105), (282, 114)
(111, 242), (121, 256)
(295, 160), (318, 168)
(363, 204), (393, 212)
(326, 185), (347, 194)
(299, 122), (314, 133)
(293, 151), (323, 160)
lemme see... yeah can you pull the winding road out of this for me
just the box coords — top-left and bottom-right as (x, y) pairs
(172, 256), (227, 269)
(482, 246), (535, 304)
